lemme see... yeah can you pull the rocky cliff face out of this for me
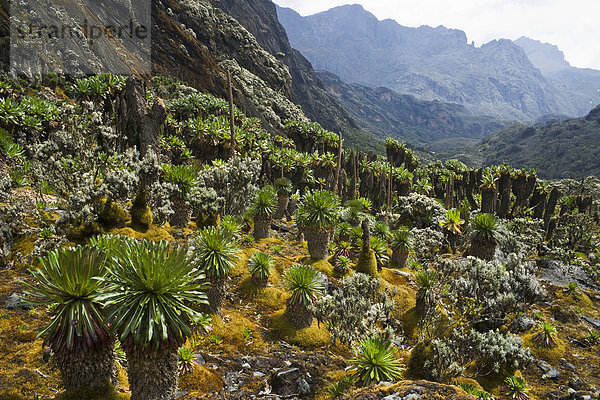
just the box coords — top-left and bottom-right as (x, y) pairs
(211, 0), (381, 151)
(0, 0), (385, 150)
(316, 70), (508, 147)
(514, 37), (600, 118)
(277, 4), (588, 121)
(153, 0), (307, 134)
(0, 1), (7, 70)
(0, 0), (307, 134)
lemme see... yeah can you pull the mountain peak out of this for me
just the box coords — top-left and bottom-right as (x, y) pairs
(514, 36), (570, 74)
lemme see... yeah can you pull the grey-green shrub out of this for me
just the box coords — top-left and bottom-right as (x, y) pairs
(396, 193), (445, 229)
(422, 329), (532, 382)
(312, 273), (398, 345)
(197, 156), (260, 216)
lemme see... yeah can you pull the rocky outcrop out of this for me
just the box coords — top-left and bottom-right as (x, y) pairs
(515, 37), (600, 117)
(0, 0), (306, 135)
(153, 0), (306, 134)
(212, 0), (382, 151)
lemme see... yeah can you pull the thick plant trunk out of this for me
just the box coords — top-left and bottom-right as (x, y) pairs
(481, 189), (495, 214)
(170, 197), (191, 228)
(464, 170), (478, 210)
(125, 342), (179, 400)
(53, 339), (117, 393)
(204, 277), (226, 313)
(273, 194), (289, 220)
(286, 304), (314, 329)
(447, 232), (458, 254)
(304, 229), (330, 260)
(469, 238), (497, 261)
(497, 171), (511, 219)
(544, 188), (560, 234)
(391, 250), (409, 268)
(253, 216), (271, 239)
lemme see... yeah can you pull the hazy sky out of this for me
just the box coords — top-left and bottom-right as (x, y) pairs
(272, 0), (600, 70)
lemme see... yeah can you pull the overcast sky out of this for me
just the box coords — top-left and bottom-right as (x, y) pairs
(272, 0), (600, 70)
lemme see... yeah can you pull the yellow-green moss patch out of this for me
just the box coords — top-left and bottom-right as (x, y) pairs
(355, 249), (377, 277)
(179, 364), (224, 394)
(98, 199), (129, 228)
(402, 307), (420, 340)
(11, 235), (36, 257)
(381, 267), (412, 287)
(209, 312), (264, 352)
(109, 224), (175, 242)
(231, 248), (253, 279)
(53, 381), (129, 400)
(269, 310), (330, 348)
(238, 277), (287, 311)
(522, 333), (568, 363)
(306, 259), (334, 276)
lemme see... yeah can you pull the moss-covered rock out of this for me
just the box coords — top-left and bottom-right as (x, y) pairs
(98, 199), (129, 228)
(522, 333), (568, 363)
(129, 191), (152, 230)
(238, 277), (287, 311)
(179, 365), (224, 394)
(306, 258), (334, 276)
(269, 309), (330, 348)
(356, 248), (378, 277)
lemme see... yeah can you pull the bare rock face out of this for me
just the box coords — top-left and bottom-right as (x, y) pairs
(212, 0), (380, 152)
(278, 4), (600, 121)
(153, 0), (307, 134)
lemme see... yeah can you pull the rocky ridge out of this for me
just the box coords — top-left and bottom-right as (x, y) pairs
(277, 4), (597, 121)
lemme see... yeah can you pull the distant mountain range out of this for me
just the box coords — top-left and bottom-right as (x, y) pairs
(211, 0), (509, 150)
(316, 71), (507, 148)
(277, 4), (600, 121)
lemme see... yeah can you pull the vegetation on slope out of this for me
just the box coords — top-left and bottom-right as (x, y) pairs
(0, 74), (599, 400)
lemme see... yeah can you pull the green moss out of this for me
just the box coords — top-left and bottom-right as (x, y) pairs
(475, 370), (512, 396)
(109, 224), (174, 242)
(404, 341), (432, 380)
(522, 333), (568, 363)
(269, 309), (330, 348)
(380, 267), (412, 287)
(53, 381), (129, 400)
(238, 277), (287, 311)
(11, 235), (36, 256)
(98, 199), (129, 228)
(129, 191), (152, 230)
(231, 249), (252, 279)
(66, 221), (103, 242)
(209, 313), (264, 352)
(179, 364), (224, 394)
(307, 259), (334, 276)
(355, 248), (378, 277)
(389, 283), (416, 315)
(402, 307), (419, 340)
(556, 288), (594, 310)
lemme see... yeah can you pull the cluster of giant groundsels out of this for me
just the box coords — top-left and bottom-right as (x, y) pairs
(0, 73), (598, 399)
